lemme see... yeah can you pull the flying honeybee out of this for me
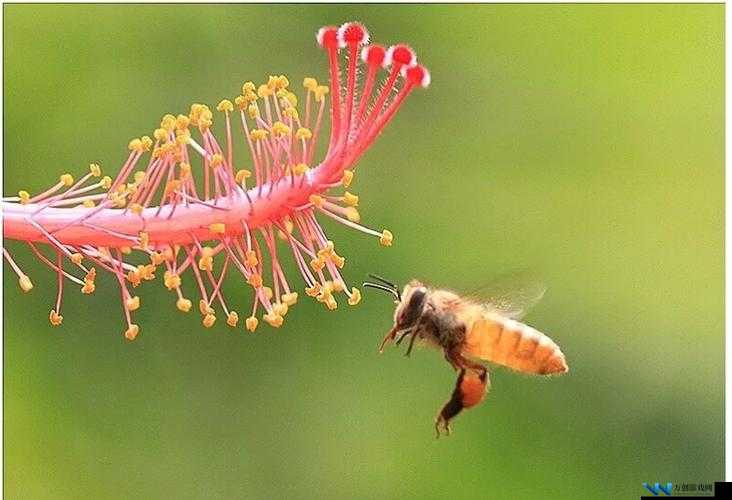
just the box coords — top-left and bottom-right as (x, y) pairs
(363, 275), (569, 436)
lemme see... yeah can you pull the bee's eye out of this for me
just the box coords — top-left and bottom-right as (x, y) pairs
(398, 288), (426, 326)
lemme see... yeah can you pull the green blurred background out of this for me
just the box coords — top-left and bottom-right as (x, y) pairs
(3, 4), (724, 499)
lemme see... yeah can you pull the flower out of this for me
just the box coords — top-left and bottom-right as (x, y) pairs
(2, 21), (430, 340)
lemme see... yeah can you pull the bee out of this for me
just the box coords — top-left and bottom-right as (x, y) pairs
(363, 275), (569, 437)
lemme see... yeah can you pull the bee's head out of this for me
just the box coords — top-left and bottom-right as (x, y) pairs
(362, 275), (428, 330)
(393, 280), (428, 329)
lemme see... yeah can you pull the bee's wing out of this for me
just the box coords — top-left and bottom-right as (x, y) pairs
(465, 275), (547, 320)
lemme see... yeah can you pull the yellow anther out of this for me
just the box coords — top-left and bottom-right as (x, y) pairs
(141, 136), (153, 151)
(150, 252), (165, 266)
(199, 299), (214, 315)
(129, 203), (143, 215)
(380, 229), (393, 247)
(81, 279), (95, 294)
(209, 223), (226, 235)
(164, 179), (181, 196)
(198, 256), (213, 272)
(138, 232), (149, 250)
(309, 194), (324, 208)
(49, 309), (63, 326)
(153, 128), (168, 141)
(226, 311), (239, 327)
(86, 268), (97, 281)
(344, 207), (361, 223)
(247, 104), (260, 119)
(320, 281), (334, 296)
(250, 129), (269, 141)
(217, 99), (234, 113)
(161, 114), (176, 132)
(242, 81), (256, 94)
(198, 106), (213, 128)
(317, 241), (334, 259)
(257, 84), (273, 98)
(278, 75), (290, 89)
(18, 274), (33, 292)
(176, 297), (192, 312)
(179, 162), (191, 178)
(303, 77), (318, 92)
(82, 200), (95, 208)
(209, 154), (224, 168)
(273, 302), (289, 317)
(282, 292), (299, 306)
(101, 176), (112, 189)
(127, 269), (141, 287)
(236, 169), (252, 183)
(69, 253), (83, 265)
(342, 191), (359, 207)
(164, 271), (181, 290)
(310, 257), (326, 272)
(234, 95), (248, 110)
(245, 316), (258, 332)
(267, 75), (279, 89)
(18, 190), (30, 204)
(128, 138), (143, 152)
(247, 273), (263, 288)
(120, 246), (132, 255)
(263, 312), (284, 328)
(245, 250), (258, 268)
(189, 103), (203, 122)
(332, 254), (345, 269)
(295, 127), (312, 140)
(202, 313), (216, 328)
(138, 264), (155, 281)
(293, 163), (309, 176)
(341, 169), (354, 188)
(124, 324), (140, 341)
(176, 130), (191, 145)
(324, 295), (338, 310)
(271, 121), (291, 137)
(280, 91), (297, 107)
(283, 107), (299, 119)
(314, 85), (330, 102)
(348, 288), (362, 306)
(332, 280), (345, 293)
(89, 163), (102, 177)
(126, 296), (141, 311)
(60, 174), (74, 187)
(262, 286), (273, 300)
(305, 283), (321, 297)
(112, 195), (128, 208)
(176, 114), (190, 131)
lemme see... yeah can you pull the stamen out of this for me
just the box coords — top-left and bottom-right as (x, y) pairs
(3, 21), (429, 336)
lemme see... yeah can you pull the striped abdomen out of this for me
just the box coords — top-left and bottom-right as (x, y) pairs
(463, 315), (568, 375)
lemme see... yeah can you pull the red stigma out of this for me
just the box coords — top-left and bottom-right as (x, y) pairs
(361, 44), (386, 66)
(387, 45), (416, 67)
(338, 22), (369, 46)
(317, 26), (339, 49)
(405, 64), (431, 88)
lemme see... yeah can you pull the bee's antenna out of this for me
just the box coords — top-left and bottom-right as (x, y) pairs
(363, 281), (401, 301)
(368, 273), (398, 290)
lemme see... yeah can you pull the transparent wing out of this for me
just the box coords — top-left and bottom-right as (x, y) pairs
(463, 272), (547, 320)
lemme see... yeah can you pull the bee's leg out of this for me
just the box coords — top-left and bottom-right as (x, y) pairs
(435, 364), (490, 437)
(378, 325), (398, 353)
(404, 329), (420, 357)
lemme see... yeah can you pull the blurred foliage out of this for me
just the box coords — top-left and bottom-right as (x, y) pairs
(3, 4), (723, 499)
